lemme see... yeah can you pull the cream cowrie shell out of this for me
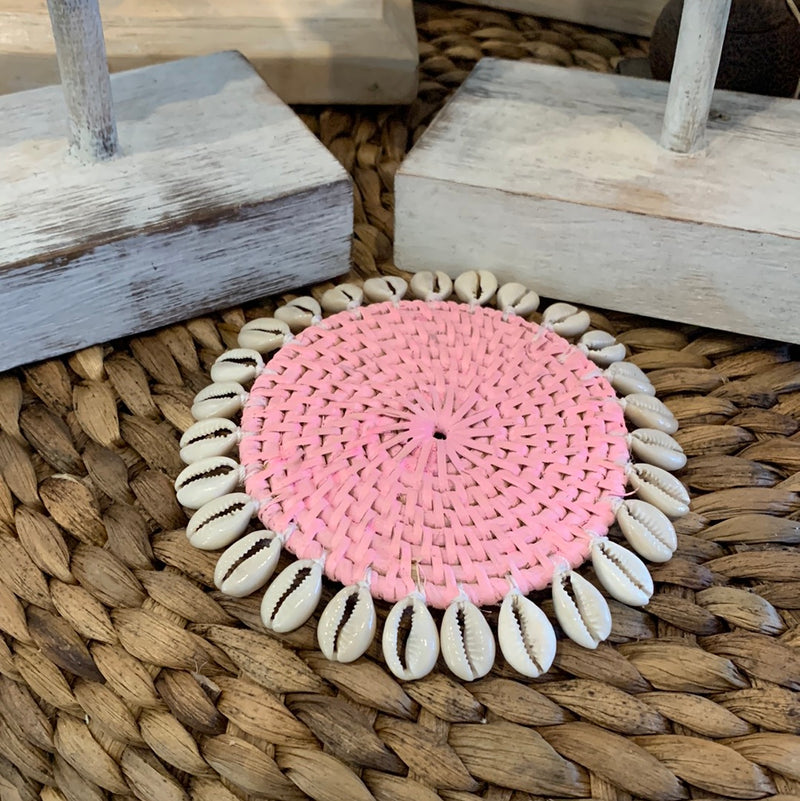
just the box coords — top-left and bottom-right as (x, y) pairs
(577, 330), (627, 367)
(317, 584), (376, 663)
(616, 499), (677, 563)
(260, 559), (323, 633)
(497, 589), (556, 678)
(496, 282), (540, 316)
(604, 361), (655, 396)
(541, 303), (591, 338)
(174, 456), (244, 509)
(552, 569), (611, 649)
(382, 594), (440, 681)
(191, 381), (248, 421)
(320, 284), (364, 314)
(179, 418), (240, 464)
(440, 598), (495, 681)
(409, 271), (453, 301)
(628, 463), (690, 518)
(628, 429), (686, 472)
(454, 270), (498, 306)
(591, 539), (653, 607)
(210, 349), (264, 385)
(237, 318), (290, 353)
(274, 297), (321, 333)
(621, 394), (678, 435)
(363, 275), (408, 303)
(186, 492), (256, 550)
(214, 530), (282, 596)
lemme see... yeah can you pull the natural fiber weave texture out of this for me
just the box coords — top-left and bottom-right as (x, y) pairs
(241, 300), (628, 607)
(0, 4), (798, 801)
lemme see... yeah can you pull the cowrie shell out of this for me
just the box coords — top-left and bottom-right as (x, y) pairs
(174, 456), (244, 509)
(179, 418), (240, 464)
(616, 499), (677, 563)
(363, 275), (408, 303)
(274, 297), (321, 333)
(628, 429), (686, 471)
(541, 302), (591, 338)
(578, 330), (627, 367)
(210, 349), (264, 385)
(622, 394), (678, 434)
(498, 589), (556, 678)
(604, 361), (655, 396)
(409, 271), (453, 301)
(186, 492), (256, 550)
(440, 598), (495, 681)
(552, 569), (611, 649)
(320, 283), (364, 314)
(191, 382), (247, 421)
(382, 594), (440, 681)
(237, 318), (290, 353)
(591, 539), (653, 607)
(454, 270), (498, 306)
(261, 559), (323, 633)
(317, 584), (376, 663)
(496, 282), (539, 316)
(628, 463), (690, 518)
(214, 530), (282, 596)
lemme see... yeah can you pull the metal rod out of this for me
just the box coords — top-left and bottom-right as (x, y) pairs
(47, 0), (119, 161)
(660, 0), (731, 153)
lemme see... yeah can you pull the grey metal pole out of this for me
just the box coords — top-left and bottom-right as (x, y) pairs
(660, 0), (731, 153)
(47, 0), (119, 161)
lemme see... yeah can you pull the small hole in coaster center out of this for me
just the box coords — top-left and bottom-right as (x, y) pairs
(433, 429), (447, 441)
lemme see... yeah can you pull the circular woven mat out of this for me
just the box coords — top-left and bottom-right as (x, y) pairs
(241, 300), (627, 608)
(0, 4), (799, 801)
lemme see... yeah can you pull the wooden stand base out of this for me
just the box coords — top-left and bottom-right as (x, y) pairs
(455, 0), (661, 37)
(0, 0), (418, 105)
(395, 59), (800, 344)
(0, 51), (352, 372)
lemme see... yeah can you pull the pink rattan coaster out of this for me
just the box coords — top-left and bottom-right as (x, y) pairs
(240, 300), (628, 609)
(177, 273), (690, 681)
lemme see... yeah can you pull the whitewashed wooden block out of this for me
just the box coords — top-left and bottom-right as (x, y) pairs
(0, 51), (352, 372)
(0, 0), (418, 105)
(455, 0), (662, 37)
(395, 58), (800, 345)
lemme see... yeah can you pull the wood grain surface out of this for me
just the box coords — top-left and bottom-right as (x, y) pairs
(0, 0), (418, 105)
(0, 52), (352, 371)
(395, 58), (800, 343)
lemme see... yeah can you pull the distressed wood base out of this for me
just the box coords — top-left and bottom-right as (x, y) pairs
(395, 59), (800, 344)
(455, 0), (662, 36)
(0, 0), (418, 105)
(0, 51), (352, 372)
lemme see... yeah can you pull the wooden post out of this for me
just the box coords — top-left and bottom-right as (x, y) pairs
(46, 0), (119, 161)
(659, 0), (731, 153)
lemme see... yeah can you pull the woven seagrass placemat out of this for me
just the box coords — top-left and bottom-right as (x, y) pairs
(0, 4), (799, 801)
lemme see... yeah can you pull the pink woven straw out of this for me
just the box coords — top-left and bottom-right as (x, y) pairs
(240, 300), (629, 608)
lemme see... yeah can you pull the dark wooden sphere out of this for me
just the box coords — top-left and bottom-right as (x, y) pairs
(650, 0), (800, 97)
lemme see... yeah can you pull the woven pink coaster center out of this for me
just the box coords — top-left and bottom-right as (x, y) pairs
(240, 300), (628, 608)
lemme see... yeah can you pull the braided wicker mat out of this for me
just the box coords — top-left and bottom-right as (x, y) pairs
(1, 4), (799, 801)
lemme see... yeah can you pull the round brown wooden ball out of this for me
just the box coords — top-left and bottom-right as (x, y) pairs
(650, 0), (800, 97)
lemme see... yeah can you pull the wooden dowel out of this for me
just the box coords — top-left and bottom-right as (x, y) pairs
(47, 0), (118, 161)
(660, 0), (731, 153)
